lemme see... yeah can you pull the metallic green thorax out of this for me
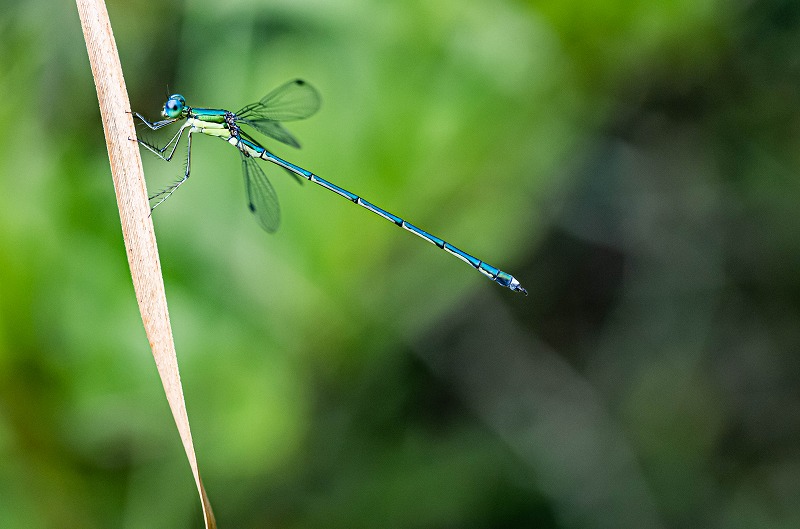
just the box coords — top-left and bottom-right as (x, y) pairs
(189, 108), (227, 123)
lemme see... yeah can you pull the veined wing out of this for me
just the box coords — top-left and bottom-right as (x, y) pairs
(237, 79), (321, 121)
(240, 120), (302, 148)
(235, 79), (321, 148)
(239, 129), (305, 185)
(241, 153), (280, 233)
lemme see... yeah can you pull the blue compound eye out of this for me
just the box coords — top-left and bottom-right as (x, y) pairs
(162, 94), (186, 118)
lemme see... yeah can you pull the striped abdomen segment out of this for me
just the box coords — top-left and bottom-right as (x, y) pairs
(255, 148), (526, 294)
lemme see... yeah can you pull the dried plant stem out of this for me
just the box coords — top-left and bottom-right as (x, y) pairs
(75, 1), (216, 527)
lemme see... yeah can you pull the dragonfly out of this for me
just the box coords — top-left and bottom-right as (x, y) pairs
(131, 79), (527, 294)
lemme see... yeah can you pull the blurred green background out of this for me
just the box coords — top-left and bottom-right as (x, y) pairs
(1, 0), (799, 527)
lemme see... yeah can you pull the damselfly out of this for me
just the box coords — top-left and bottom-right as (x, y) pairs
(132, 79), (526, 294)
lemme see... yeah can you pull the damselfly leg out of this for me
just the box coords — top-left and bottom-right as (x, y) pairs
(131, 113), (195, 210)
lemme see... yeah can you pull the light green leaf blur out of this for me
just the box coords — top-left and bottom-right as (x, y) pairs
(2, 0), (799, 528)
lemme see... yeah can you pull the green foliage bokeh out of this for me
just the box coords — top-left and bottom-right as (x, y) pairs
(1, 1), (800, 528)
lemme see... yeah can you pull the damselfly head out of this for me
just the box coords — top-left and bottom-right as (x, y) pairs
(162, 94), (187, 119)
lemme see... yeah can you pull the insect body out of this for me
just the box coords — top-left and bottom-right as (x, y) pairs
(132, 79), (526, 294)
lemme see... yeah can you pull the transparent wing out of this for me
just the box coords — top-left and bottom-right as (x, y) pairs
(242, 154), (280, 233)
(238, 119), (301, 148)
(236, 79), (321, 122)
(238, 129), (304, 185)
